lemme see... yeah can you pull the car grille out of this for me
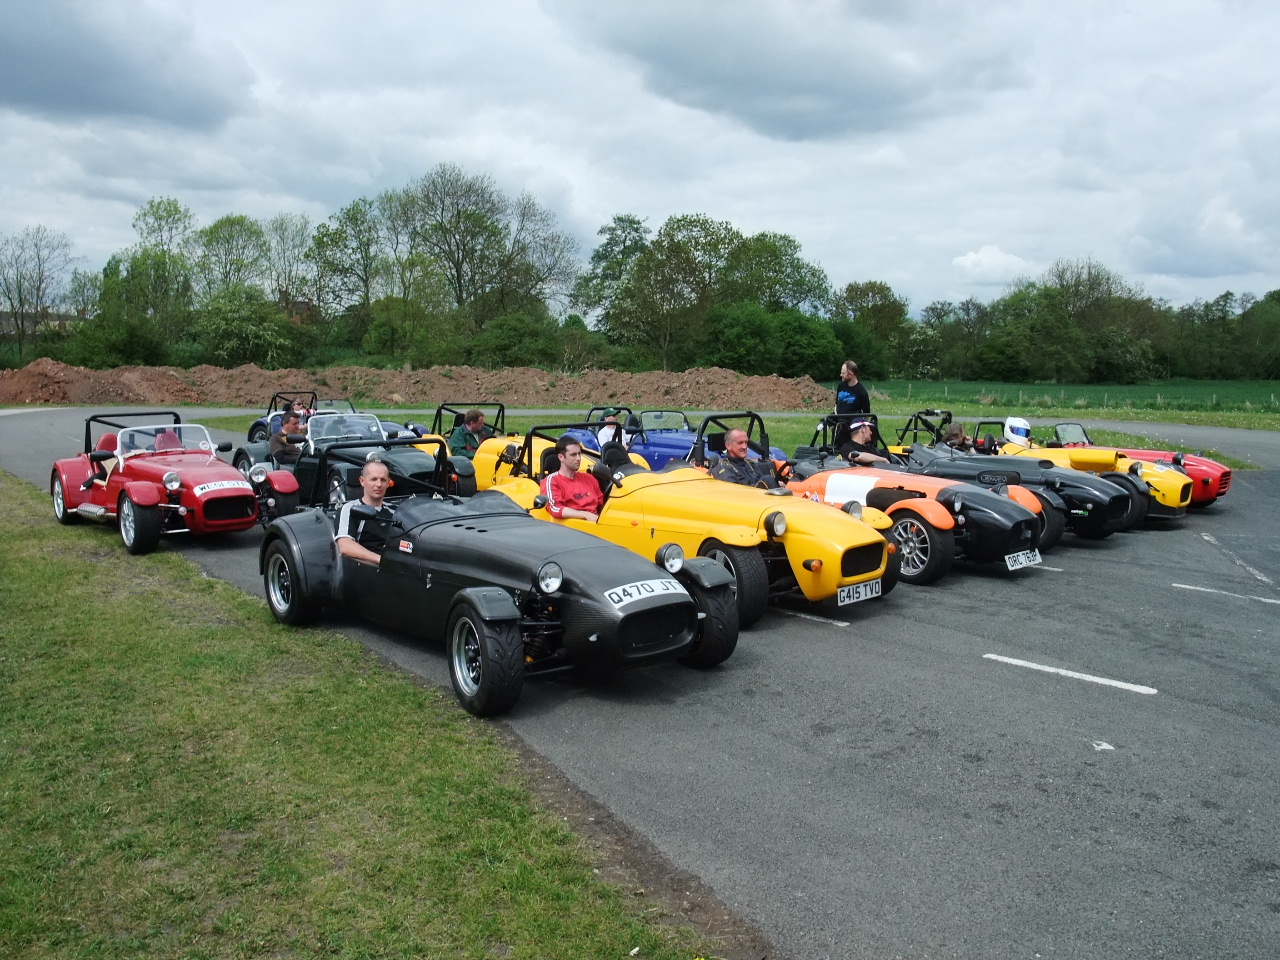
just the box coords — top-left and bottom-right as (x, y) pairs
(617, 606), (696, 654)
(841, 542), (885, 578)
(1105, 496), (1128, 522)
(204, 495), (257, 522)
(1218, 471), (1232, 494)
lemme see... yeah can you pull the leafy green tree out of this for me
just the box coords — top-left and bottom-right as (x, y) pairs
(191, 286), (293, 367)
(307, 198), (385, 314)
(570, 214), (651, 319)
(717, 232), (829, 313)
(468, 311), (562, 369)
(193, 215), (269, 302)
(0, 225), (76, 361)
(263, 212), (315, 311)
(132, 197), (194, 258)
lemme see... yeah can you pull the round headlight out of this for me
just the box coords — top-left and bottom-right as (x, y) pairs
(764, 510), (787, 538)
(841, 500), (863, 519)
(249, 464), (269, 485)
(1129, 461), (1143, 476)
(656, 542), (684, 574)
(953, 494), (964, 513)
(163, 471), (181, 492)
(536, 561), (564, 594)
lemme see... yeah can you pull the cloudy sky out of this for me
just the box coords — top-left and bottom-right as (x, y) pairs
(1, 0), (1277, 311)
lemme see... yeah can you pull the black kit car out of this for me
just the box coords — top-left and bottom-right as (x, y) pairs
(260, 441), (739, 717)
(892, 410), (1135, 540)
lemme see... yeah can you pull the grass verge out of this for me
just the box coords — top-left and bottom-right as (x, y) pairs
(0, 474), (719, 960)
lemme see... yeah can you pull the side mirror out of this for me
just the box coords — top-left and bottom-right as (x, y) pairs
(217, 441), (232, 452)
(499, 442), (520, 465)
(287, 433), (305, 444)
(531, 495), (549, 511)
(89, 449), (114, 462)
(386, 429), (401, 439)
(591, 461), (620, 487)
(349, 502), (378, 522)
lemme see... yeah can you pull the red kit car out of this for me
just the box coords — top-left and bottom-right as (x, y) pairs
(50, 412), (299, 554)
(1049, 422), (1231, 507)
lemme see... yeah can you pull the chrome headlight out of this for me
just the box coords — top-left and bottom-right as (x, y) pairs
(1129, 461), (1143, 476)
(249, 464), (269, 485)
(162, 471), (181, 492)
(536, 561), (563, 594)
(655, 543), (684, 574)
(841, 501), (863, 519)
(953, 494), (964, 512)
(764, 511), (787, 538)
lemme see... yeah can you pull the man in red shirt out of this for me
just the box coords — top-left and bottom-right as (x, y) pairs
(541, 435), (604, 522)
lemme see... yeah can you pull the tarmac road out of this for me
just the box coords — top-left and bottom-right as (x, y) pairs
(5, 406), (1280, 959)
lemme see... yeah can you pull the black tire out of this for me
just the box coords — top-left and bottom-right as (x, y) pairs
(678, 580), (739, 668)
(447, 602), (525, 717)
(263, 540), (320, 626)
(119, 494), (162, 555)
(327, 470), (350, 506)
(890, 509), (956, 585)
(51, 472), (78, 525)
(1103, 472), (1149, 530)
(454, 473), (478, 498)
(248, 424), (269, 443)
(234, 453), (255, 479)
(875, 546), (902, 598)
(268, 489), (299, 521)
(697, 539), (769, 627)
(1033, 495), (1065, 552)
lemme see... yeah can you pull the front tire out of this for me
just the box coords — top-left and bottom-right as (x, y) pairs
(234, 453), (255, 479)
(263, 540), (319, 625)
(267, 489), (299, 521)
(1033, 495), (1065, 552)
(890, 509), (955, 585)
(447, 602), (524, 717)
(327, 470), (350, 506)
(697, 539), (769, 627)
(52, 473), (77, 525)
(119, 495), (162, 555)
(678, 580), (739, 668)
(1103, 472), (1149, 530)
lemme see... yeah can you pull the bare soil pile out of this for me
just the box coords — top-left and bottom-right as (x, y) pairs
(2, 360), (833, 412)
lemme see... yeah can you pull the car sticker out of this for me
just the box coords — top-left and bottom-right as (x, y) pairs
(192, 480), (254, 497)
(604, 578), (689, 608)
(398, 540), (413, 553)
(822, 473), (879, 506)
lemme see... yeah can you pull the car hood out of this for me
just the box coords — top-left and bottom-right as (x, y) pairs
(124, 454), (251, 495)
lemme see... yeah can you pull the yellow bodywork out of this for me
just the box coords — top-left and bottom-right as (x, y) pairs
(492, 462), (892, 602)
(996, 442), (1192, 509)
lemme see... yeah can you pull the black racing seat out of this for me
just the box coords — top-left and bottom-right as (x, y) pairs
(599, 441), (631, 472)
(539, 447), (559, 479)
(706, 432), (726, 454)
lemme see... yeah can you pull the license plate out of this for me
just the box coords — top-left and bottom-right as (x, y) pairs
(837, 579), (882, 605)
(1004, 548), (1043, 571)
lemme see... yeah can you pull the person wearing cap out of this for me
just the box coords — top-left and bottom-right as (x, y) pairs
(835, 360), (870, 415)
(838, 420), (889, 465)
(448, 408), (494, 460)
(595, 408), (634, 448)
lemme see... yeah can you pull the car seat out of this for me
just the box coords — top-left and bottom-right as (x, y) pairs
(539, 447), (560, 479)
(154, 430), (182, 452)
(706, 432), (726, 454)
(599, 441), (631, 472)
(82, 432), (119, 489)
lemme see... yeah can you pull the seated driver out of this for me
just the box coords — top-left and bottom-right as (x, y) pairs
(449, 408), (495, 460)
(711, 428), (774, 487)
(940, 422), (973, 452)
(335, 460), (393, 566)
(1003, 417), (1033, 449)
(838, 420), (889, 465)
(595, 408), (633, 448)
(269, 411), (306, 465)
(541, 435), (603, 522)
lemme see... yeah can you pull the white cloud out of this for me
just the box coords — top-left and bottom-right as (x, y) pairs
(952, 245), (1036, 285)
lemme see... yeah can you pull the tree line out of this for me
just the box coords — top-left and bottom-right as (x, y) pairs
(2, 162), (1277, 381)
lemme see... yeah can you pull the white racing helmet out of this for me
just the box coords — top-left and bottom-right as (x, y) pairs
(1004, 417), (1032, 446)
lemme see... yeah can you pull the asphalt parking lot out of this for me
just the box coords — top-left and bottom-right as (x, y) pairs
(5, 406), (1279, 959)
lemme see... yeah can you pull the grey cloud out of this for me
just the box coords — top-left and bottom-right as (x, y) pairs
(542, 0), (1023, 140)
(0, 0), (252, 129)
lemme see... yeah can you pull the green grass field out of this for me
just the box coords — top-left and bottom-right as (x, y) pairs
(0, 475), (721, 960)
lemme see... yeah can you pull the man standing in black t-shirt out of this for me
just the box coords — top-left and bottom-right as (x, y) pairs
(335, 460), (393, 565)
(835, 360), (870, 415)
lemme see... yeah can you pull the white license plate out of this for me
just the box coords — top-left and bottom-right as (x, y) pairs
(1004, 548), (1043, 571)
(837, 579), (882, 605)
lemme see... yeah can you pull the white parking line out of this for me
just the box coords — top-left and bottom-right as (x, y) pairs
(775, 610), (850, 627)
(1038, 565), (1065, 572)
(983, 654), (1157, 695)
(1172, 583), (1280, 606)
(1200, 533), (1274, 585)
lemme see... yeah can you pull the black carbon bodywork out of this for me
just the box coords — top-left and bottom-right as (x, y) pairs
(903, 443), (1131, 537)
(260, 489), (701, 672)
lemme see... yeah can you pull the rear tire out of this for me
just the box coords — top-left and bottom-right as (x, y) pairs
(327, 470), (350, 506)
(697, 540), (769, 627)
(249, 424), (269, 443)
(263, 540), (320, 625)
(267, 489), (299, 521)
(678, 580), (739, 668)
(234, 453), (255, 479)
(890, 509), (955, 585)
(447, 602), (525, 717)
(1033, 495), (1065, 552)
(1103, 472), (1149, 530)
(119, 495), (162, 555)
(52, 473), (78, 525)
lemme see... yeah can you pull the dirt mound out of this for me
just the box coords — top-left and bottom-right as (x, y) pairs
(2, 360), (834, 412)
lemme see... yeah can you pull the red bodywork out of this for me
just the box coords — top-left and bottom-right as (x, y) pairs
(1107, 449), (1229, 505)
(52, 434), (297, 536)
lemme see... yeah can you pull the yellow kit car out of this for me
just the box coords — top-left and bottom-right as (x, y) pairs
(475, 423), (898, 627)
(972, 419), (1192, 523)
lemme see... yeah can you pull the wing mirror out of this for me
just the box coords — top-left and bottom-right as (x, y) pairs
(89, 449), (114, 462)
(287, 433), (306, 444)
(499, 442), (520, 465)
(591, 461), (620, 487)
(217, 441), (232, 452)
(348, 502), (378, 522)
(531, 495), (548, 512)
